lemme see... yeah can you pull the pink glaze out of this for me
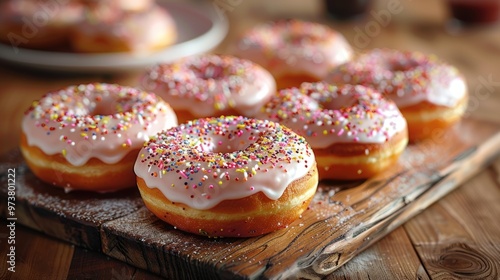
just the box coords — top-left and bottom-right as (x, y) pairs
(231, 20), (353, 80)
(22, 83), (178, 166)
(259, 83), (407, 148)
(134, 116), (315, 210)
(141, 54), (276, 118)
(327, 49), (468, 108)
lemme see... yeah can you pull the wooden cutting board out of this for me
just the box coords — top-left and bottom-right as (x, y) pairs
(1, 117), (500, 279)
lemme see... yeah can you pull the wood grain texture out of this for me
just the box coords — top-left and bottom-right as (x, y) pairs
(405, 169), (500, 280)
(0, 150), (145, 251)
(0, 224), (72, 280)
(326, 226), (430, 280)
(1, 118), (499, 279)
(0, 224), (162, 280)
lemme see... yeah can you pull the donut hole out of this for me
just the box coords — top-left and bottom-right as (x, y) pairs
(319, 101), (343, 111)
(90, 99), (118, 116)
(318, 98), (362, 112)
(59, 95), (120, 117)
(201, 130), (261, 155)
(87, 93), (143, 116)
(284, 33), (322, 45)
(388, 59), (421, 72)
(190, 63), (227, 80)
(302, 83), (359, 111)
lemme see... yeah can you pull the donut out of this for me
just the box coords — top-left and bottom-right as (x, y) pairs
(141, 54), (276, 123)
(134, 116), (318, 237)
(327, 49), (468, 141)
(230, 19), (353, 89)
(20, 83), (178, 193)
(0, 0), (84, 50)
(259, 82), (408, 180)
(70, 4), (177, 53)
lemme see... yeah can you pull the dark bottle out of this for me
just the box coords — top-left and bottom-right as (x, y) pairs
(448, 0), (500, 24)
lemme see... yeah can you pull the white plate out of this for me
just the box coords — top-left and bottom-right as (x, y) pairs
(0, 1), (228, 72)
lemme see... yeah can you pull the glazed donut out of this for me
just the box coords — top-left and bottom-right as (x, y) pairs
(230, 19), (353, 89)
(20, 83), (178, 193)
(259, 82), (408, 180)
(70, 4), (176, 53)
(134, 116), (318, 237)
(111, 0), (154, 11)
(0, 0), (84, 50)
(327, 49), (468, 141)
(141, 54), (276, 123)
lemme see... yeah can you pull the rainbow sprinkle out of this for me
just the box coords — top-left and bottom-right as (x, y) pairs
(134, 116), (315, 210)
(260, 82), (407, 147)
(23, 83), (175, 166)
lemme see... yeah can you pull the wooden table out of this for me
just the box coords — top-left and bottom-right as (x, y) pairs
(1, 0), (500, 279)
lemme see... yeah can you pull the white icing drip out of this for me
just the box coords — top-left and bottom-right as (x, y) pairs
(134, 117), (315, 210)
(22, 83), (177, 166)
